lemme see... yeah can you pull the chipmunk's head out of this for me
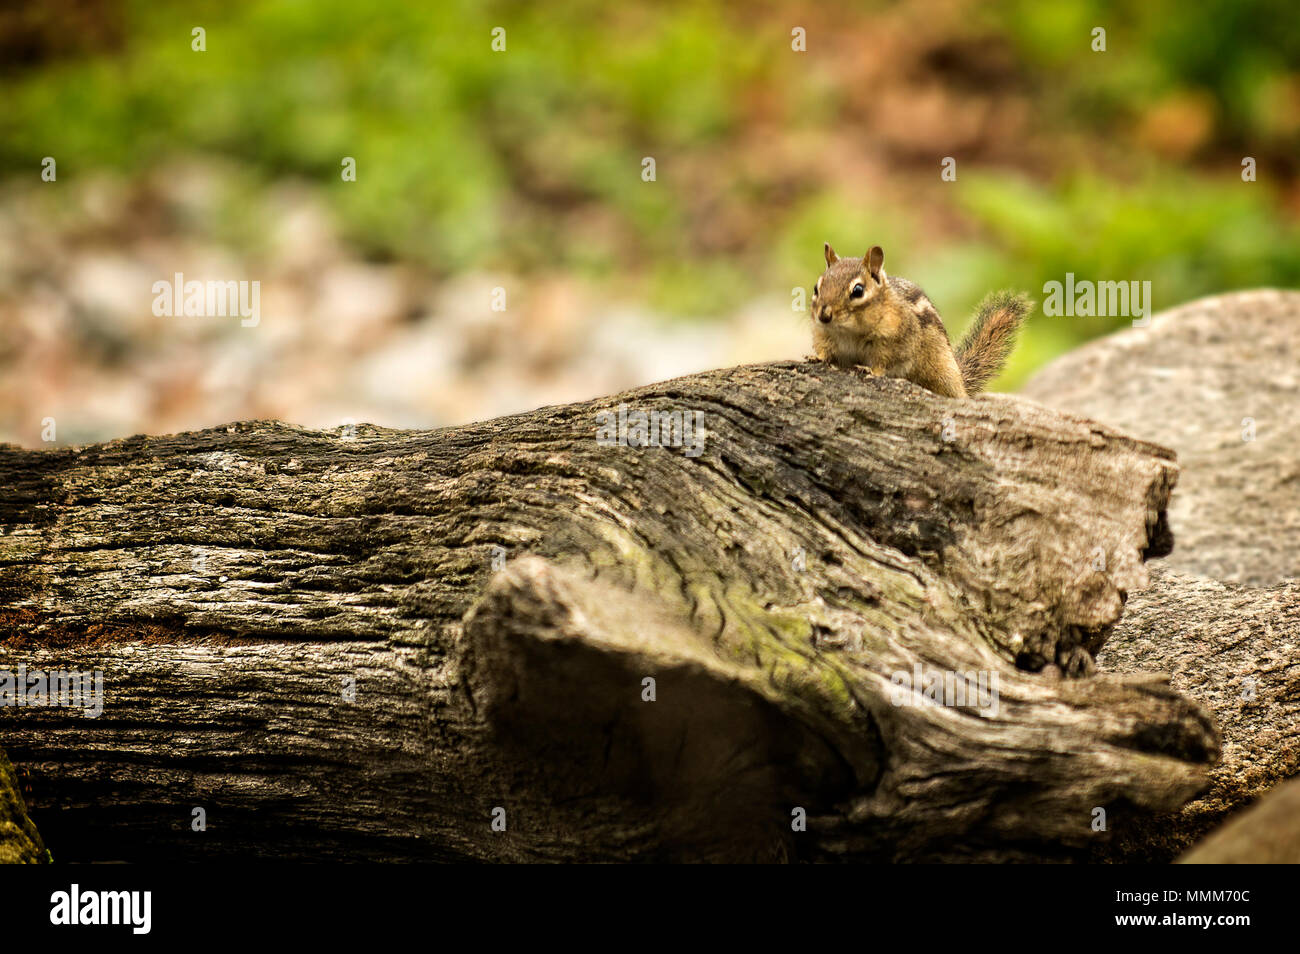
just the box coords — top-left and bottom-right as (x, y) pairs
(812, 243), (890, 334)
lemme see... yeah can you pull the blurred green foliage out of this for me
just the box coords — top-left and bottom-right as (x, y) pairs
(2, 0), (1298, 389)
(994, 0), (1300, 142)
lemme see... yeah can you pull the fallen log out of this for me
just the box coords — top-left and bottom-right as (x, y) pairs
(1, 356), (1209, 862)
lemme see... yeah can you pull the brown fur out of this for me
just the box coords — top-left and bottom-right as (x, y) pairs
(954, 290), (1034, 393)
(811, 244), (1032, 397)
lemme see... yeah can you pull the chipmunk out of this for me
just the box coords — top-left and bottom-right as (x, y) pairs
(810, 243), (1033, 398)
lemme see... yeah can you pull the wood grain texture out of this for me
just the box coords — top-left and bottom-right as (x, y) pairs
(1, 358), (1207, 862)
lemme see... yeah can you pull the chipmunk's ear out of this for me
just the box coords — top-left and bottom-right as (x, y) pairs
(824, 242), (839, 267)
(865, 245), (884, 283)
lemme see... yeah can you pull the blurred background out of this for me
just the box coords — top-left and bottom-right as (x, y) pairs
(2, 0), (1299, 446)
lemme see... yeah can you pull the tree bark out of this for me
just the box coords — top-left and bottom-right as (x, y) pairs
(1, 355), (1211, 862)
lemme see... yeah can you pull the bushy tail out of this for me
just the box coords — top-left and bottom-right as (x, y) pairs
(956, 290), (1033, 393)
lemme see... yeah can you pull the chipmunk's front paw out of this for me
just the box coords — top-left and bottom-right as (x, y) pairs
(853, 365), (876, 377)
(804, 354), (824, 363)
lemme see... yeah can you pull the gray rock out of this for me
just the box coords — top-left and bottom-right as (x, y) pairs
(1023, 289), (1300, 861)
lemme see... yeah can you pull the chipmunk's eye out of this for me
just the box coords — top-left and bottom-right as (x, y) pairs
(851, 283), (865, 299)
(813, 280), (820, 297)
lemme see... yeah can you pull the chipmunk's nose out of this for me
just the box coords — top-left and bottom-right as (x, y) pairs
(817, 309), (832, 324)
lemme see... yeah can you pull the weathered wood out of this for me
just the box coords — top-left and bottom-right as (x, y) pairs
(1, 357), (1207, 862)
(1022, 289), (1300, 861)
(0, 749), (45, 863)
